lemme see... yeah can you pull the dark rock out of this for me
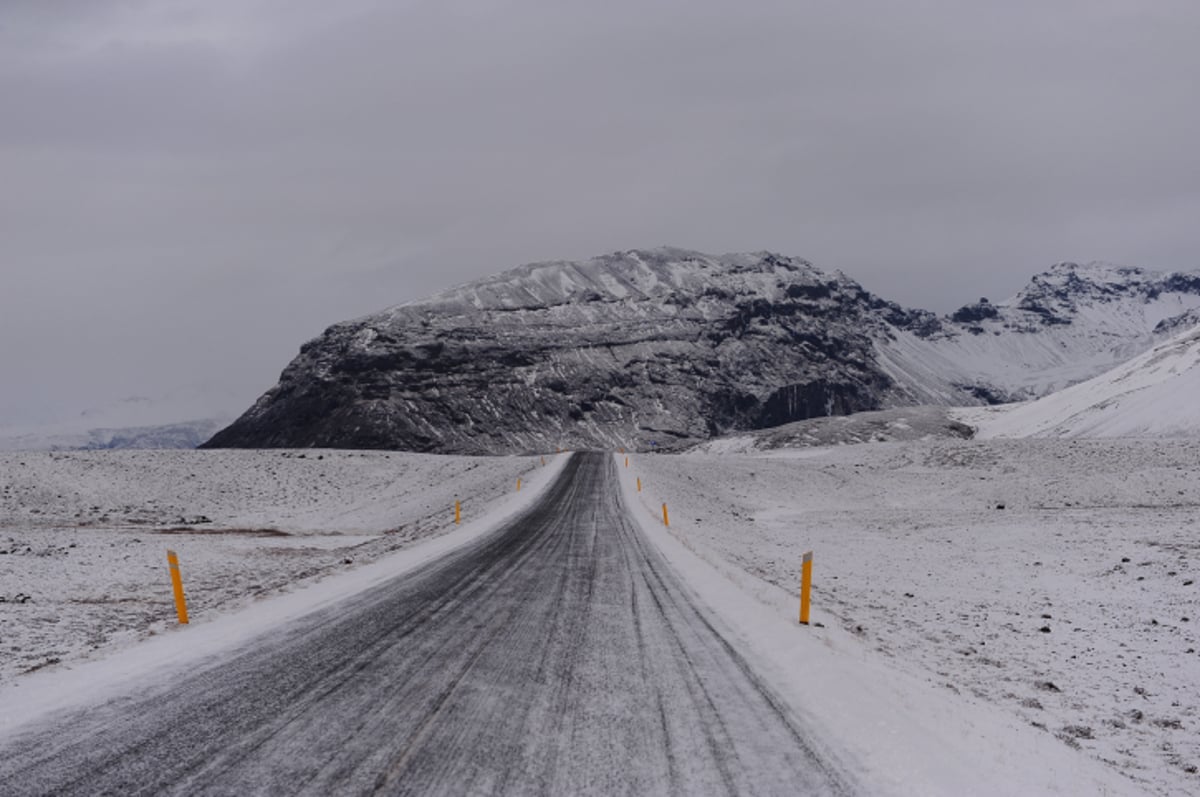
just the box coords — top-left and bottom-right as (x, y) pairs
(1060, 725), (1094, 740)
(950, 300), (1000, 324)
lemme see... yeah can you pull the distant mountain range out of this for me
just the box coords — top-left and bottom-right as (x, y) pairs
(0, 418), (228, 452)
(203, 249), (1200, 453)
(0, 392), (239, 452)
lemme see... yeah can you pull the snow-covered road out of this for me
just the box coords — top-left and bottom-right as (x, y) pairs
(0, 452), (854, 795)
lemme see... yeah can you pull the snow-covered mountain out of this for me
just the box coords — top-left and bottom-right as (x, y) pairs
(204, 249), (1200, 453)
(958, 323), (1200, 439)
(884, 262), (1200, 402)
(0, 391), (241, 452)
(0, 418), (229, 452)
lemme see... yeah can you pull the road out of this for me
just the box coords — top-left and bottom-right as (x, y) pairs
(0, 452), (853, 796)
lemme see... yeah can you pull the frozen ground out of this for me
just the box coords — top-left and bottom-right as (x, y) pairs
(0, 449), (545, 684)
(3, 442), (1196, 794)
(628, 439), (1200, 796)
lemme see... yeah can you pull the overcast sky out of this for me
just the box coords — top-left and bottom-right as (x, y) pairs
(3, 0), (1199, 427)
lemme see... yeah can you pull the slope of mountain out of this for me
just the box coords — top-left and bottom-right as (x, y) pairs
(958, 323), (1200, 439)
(204, 249), (1200, 454)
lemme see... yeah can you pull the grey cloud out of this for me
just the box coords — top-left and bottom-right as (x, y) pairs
(2, 0), (1199, 425)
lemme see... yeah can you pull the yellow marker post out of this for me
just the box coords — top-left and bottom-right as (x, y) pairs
(455, 500), (461, 524)
(516, 477), (522, 492)
(799, 551), (813, 625)
(624, 456), (629, 468)
(662, 503), (670, 527)
(540, 456), (545, 466)
(166, 549), (189, 625)
(637, 477), (642, 493)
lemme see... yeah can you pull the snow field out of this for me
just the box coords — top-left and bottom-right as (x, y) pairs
(0, 449), (562, 688)
(959, 324), (1200, 440)
(621, 441), (1199, 796)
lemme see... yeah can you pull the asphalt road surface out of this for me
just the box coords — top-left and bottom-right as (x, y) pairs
(0, 452), (854, 796)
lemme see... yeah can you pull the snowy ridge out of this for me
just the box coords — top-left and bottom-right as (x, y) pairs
(960, 322), (1200, 438)
(381, 248), (816, 318)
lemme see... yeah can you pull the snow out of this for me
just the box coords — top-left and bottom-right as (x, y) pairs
(619, 441), (1199, 796)
(881, 263), (1200, 402)
(687, 406), (973, 454)
(960, 323), (1200, 439)
(0, 449), (566, 690)
(4, 440), (1197, 793)
(379, 248), (822, 325)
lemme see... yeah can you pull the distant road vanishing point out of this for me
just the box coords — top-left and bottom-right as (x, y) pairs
(0, 453), (854, 796)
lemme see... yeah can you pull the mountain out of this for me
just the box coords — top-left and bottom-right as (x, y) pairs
(884, 261), (1200, 401)
(204, 249), (1200, 454)
(958, 323), (1200, 439)
(0, 418), (229, 452)
(0, 390), (242, 452)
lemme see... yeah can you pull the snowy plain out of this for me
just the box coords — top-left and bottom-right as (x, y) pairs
(1, 439), (1196, 795)
(626, 438), (1199, 796)
(0, 449), (554, 687)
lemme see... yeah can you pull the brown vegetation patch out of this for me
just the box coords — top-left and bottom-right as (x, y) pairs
(157, 527), (290, 537)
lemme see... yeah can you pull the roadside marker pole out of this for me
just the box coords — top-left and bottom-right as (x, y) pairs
(517, 477), (522, 492)
(799, 551), (813, 625)
(166, 550), (189, 625)
(541, 456), (545, 466)
(636, 477), (642, 493)
(662, 503), (670, 527)
(455, 500), (461, 524)
(624, 456), (629, 467)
